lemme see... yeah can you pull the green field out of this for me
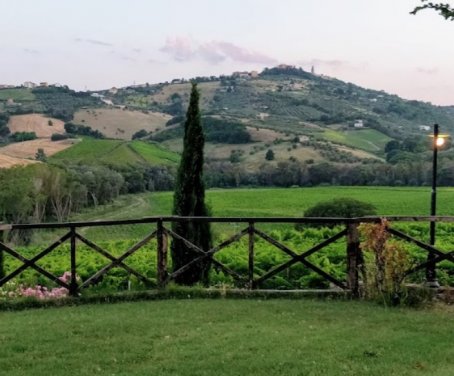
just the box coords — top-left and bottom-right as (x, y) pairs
(129, 140), (180, 165)
(51, 138), (179, 167)
(1, 299), (453, 375)
(0, 88), (35, 101)
(322, 129), (392, 153)
(74, 186), (454, 220)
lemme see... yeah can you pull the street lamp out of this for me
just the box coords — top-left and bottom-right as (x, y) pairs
(426, 124), (448, 288)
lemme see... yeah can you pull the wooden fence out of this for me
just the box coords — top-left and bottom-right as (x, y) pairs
(0, 216), (453, 298)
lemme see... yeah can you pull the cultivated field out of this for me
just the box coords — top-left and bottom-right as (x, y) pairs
(322, 128), (392, 154)
(0, 138), (78, 160)
(7, 114), (65, 137)
(0, 154), (37, 168)
(51, 138), (179, 167)
(1, 300), (453, 375)
(73, 108), (172, 140)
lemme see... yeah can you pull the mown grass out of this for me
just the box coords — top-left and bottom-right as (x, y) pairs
(1, 299), (453, 375)
(322, 129), (392, 153)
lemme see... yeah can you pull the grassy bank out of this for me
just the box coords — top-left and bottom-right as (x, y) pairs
(1, 299), (453, 375)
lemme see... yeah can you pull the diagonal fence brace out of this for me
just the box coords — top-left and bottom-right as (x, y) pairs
(0, 232), (72, 289)
(80, 230), (157, 289)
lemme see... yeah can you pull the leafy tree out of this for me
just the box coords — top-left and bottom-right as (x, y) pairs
(411, 1), (454, 20)
(265, 149), (275, 161)
(35, 148), (47, 162)
(132, 129), (148, 140)
(0, 113), (10, 138)
(171, 83), (212, 285)
(10, 132), (37, 142)
(385, 140), (400, 153)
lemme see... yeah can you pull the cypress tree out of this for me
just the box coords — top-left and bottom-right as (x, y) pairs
(171, 82), (212, 285)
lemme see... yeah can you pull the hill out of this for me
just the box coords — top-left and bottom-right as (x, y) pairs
(1, 65), (453, 175)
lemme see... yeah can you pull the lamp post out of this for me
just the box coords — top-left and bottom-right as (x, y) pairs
(426, 123), (446, 288)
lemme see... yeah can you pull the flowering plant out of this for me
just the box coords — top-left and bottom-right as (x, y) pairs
(0, 272), (77, 300)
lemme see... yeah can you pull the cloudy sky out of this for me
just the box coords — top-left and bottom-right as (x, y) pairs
(1, 0), (453, 105)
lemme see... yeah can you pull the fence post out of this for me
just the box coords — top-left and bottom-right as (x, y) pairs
(0, 224), (4, 280)
(346, 222), (361, 298)
(157, 219), (168, 288)
(69, 226), (78, 296)
(248, 221), (255, 289)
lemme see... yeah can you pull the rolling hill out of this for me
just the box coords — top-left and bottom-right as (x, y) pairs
(1, 65), (453, 170)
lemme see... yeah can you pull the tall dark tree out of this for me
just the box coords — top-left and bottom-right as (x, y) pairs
(171, 82), (212, 285)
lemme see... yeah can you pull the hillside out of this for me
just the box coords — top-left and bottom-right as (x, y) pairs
(50, 138), (180, 168)
(1, 65), (453, 171)
(72, 108), (171, 140)
(8, 114), (65, 137)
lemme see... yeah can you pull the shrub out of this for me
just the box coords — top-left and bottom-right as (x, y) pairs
(296, 198), (376, 230)
(51, 133), (68, 141)
(304, 198), (376, 218)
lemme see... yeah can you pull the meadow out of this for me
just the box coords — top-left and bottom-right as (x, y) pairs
(1, 299), (454, 375)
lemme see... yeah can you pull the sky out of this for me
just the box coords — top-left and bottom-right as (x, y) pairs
(1, 0), (453, 105)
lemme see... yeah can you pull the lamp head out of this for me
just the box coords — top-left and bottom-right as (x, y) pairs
(436, 137), (445, 147)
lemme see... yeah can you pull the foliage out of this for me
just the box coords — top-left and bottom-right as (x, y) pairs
(35, 148), (47, 162)
(131, 129), (148, 140)
(166, 115), (185, 126)
(32, 86), (99, 121)
(64, 122), (105, 139)
(171, 83), (212, 285)
(0, 112), (10, 138)
(50, 133), (69, 141)
(360, 220), (414, 305)
(10, 131), (37, 142)
(265, 149), (275, 160)
(411, 1), (454, 20)
(304, 198), (376, 218)
(203, 117), (251, 144)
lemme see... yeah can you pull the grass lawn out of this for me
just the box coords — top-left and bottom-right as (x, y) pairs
(0, 299), (453, 375)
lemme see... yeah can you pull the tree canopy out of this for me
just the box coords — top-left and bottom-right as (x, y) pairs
(411, 1), (454, 20)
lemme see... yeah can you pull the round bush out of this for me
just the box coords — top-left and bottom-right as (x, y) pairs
(296, 198), (377, 230)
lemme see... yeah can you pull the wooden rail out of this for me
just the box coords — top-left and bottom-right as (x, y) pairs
(0, 216), (453, 297)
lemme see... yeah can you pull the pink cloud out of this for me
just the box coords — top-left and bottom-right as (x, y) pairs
(160, 36), (195, 62)
(160, 37), (277, 65)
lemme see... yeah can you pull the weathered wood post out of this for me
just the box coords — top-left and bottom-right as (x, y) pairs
(346, 221), (361, 298)
(69, 226), (78, 296)
(157, 219), (168, 288)
(0, 223), (4, 280)
(248, 221), (255, 289)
